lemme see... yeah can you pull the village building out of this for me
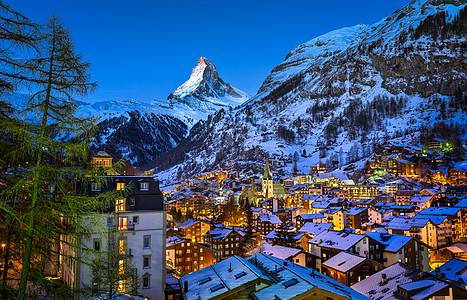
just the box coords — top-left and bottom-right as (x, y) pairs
(205, 226), (247, 262)
(60, 152), (167, 300)
(176, 219), (211, 243)
(166, 236), (216, 273)
(322, 251), (384, 286)
(346, 207), (369, 230)
(365, 232), (430, 272)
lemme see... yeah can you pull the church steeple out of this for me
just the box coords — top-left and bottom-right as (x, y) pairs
(263, 157), (272, 180)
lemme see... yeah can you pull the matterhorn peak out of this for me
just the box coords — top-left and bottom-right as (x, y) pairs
(167, 57), (249, 125)
(189, 56), (219, 86)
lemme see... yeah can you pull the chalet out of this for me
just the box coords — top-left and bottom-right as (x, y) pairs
(321, 207), (347, 230)
(177, 219), (211, 243)
(410, 194), (433, 211)
(368, 208), (395, 224)
(346, 207), (369, 230)
(256, 214), (282, 238)
(365, 232), (430, 272)
(308, 230), (381, 263)
(351, 263), (467, 300)
(166, 236), (216, 273)
(418, 207), (466, 242)
(205, 227), (246, 261)
(395, 190), (417, 205)
(385, 216), (449, 249)
(322, 251), (384, 286)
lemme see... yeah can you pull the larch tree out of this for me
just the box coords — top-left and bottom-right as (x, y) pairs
(1, 14), (100, 299)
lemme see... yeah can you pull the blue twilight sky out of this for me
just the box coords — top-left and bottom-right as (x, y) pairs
(11, 0), (410, 103)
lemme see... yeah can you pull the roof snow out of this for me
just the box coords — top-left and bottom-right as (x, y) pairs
(180, 253), (370, 300)
(299, 222), (333, 235)
(323, 251), (367, 273)
(365, 232), (412, 252)
(351, 263), (448, 300)
(432, 259), (467, 283)
(259, 214), (282, 224)
(309, 230), (365, 250)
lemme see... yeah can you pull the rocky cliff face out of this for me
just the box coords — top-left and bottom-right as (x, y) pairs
(152, 0), (467, 182)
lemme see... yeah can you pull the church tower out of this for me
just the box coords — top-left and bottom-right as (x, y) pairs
(262, 158), (274, 199)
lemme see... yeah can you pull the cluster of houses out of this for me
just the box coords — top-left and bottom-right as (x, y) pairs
(162, 152), (467, 299)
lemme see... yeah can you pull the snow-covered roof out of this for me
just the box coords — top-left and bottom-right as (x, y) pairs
(297, 213), (326, 220)
(180, 253), (370, 300)
(351, 263), (448, 300)
(386, 217), (429, 230)
(347, 207), (367, 215)
(454, 198), (467, 208)
(419, 207), (461, 216)
(247, 242), (302, 260)
(258, 214), (282, 224)
(323, 251), (367, 273)
(432, 259), (467, 283)
(410, 194), (432, 203)
(177, 219), (202, 229)
(299, 222), (333, 235)
(166, 236), (188, 247)
(444, 243), (467, 254)
(413, 214), (449, 225)
(365, 232), (412, 252)
(309, 230), (365, 250)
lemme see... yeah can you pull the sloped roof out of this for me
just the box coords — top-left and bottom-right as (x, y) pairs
(323, 251), (367, 273)
(309, 230), (364, 250)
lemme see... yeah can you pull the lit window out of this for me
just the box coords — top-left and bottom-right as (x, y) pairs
(116, 198), (125, 212)
(119, 239), (126, 255)
(118, 217), (128, 230)
(117, 280), (125, 292)
(103, 160), (109, 167)
(129, 198), (135, 206)
(140, 182), (149, 191)
(117, 182), (125, 191)
(119, 259), (124, 274)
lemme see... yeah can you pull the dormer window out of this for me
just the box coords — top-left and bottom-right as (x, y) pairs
(140, 181), (149, 191)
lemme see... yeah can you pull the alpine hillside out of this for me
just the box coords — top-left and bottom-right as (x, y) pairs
(151, 0), (467, 183)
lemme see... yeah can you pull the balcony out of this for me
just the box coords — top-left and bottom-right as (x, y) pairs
(117, 223), (135, 231)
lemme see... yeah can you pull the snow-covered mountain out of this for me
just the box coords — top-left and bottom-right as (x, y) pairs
(75, 57), (248, 167)
(155, 57), (250, 126)
(152, 0), (467, 182)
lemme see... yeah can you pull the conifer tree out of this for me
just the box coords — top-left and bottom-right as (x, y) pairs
(0, 13), (102, 299)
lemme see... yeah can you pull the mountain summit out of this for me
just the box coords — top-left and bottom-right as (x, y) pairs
(164, 57), (249, 125)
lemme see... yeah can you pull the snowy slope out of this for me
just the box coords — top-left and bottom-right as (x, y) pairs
(152, 0), (467, 185)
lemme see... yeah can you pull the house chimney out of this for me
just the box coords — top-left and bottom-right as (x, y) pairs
(441, 273), (446, 280)
(381, 274), (387, 284)
(184, 281), (189, 293)
(435, 267), (441, 278)
(459, 278), (465, 289)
